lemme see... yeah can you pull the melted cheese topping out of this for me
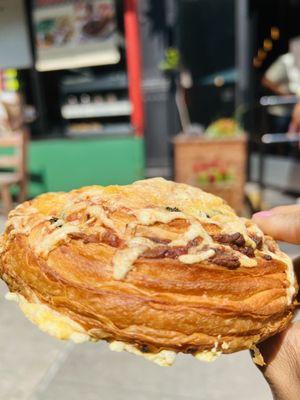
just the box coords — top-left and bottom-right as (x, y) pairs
(7, 179), (292, 281)
(5, 292), (89, 342)
(250, 344), (265, 366)
(61, 200), (86, 218)
(109, 341), (176, 367)
(178, 250), (215, 264)
(86, 205), (116, 231)
(213, 215), (256, 248)
(195, 336), (223, 362)
(134, 206), (262, 270)
(239, 255), (257, 267)
(114, 207), (267, 278)
(6, 178), (294, 303)
(135, 209), (186, 225)
(170, 222), (213, 247)
(195, 350), (222, 362)
(221, 341), (230, 350)
(116, 209), (218, 277)
(113, 237), (154, 279)
(247, 222), (264, 238)
(6, 206), (40, 236)
(35, 223), (81, 257)
(132, 178), (232, 220)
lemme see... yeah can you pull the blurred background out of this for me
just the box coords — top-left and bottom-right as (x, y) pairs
(0, 1), (299, 399)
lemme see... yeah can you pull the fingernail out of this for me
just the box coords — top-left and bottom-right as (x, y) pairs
(253, 210), (273, 218)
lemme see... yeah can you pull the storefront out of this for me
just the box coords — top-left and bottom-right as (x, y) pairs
(0, 0), (145, 196)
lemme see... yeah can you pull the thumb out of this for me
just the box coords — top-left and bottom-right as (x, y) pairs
(252, 205), (300, 244)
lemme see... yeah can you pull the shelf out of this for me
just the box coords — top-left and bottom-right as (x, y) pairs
(61, 101), (132, 119)
(61, 73), (128, 94)
(65, 123), (133, 137)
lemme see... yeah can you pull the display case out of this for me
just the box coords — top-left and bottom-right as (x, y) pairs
(60, 71), (133, 137)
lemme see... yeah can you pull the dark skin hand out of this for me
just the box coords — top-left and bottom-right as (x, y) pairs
(252, 206), (300, 400)
(261, 77), (290, 97)
(289, 102), (300, 138)
(261, 76), (300, 146)
(261, 77), (300, 143)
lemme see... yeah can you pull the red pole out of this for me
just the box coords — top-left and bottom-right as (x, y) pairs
(124, 0), (144, 137)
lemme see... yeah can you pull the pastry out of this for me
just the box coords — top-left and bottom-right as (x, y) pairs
(0, 178), (297, 366)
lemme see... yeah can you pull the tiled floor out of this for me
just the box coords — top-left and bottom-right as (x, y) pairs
(0, 189), (299, 400)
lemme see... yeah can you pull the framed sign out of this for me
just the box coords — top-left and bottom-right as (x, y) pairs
(34, 0), (120, 71)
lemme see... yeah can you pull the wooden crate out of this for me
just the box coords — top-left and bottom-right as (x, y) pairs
(173, 134), (247, 213)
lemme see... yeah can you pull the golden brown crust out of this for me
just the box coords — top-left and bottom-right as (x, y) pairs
(0, 178), (297, 358)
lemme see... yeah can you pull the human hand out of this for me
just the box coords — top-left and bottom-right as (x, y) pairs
(252, 206), (300, 400)
(288, 103), (300, 143)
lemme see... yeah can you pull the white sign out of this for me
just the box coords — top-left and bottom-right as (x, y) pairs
(34, 0), (120, 71)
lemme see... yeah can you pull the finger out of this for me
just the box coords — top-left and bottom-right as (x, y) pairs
(288, 122), (297, 133)
(268, 205), (300, 215)
(252, 206), (300, 244)
(256, 321), (300, 371)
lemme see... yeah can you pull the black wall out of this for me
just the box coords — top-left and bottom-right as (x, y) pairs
(178, 0), (236, 125)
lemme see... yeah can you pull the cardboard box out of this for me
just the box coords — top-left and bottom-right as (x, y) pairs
(173, 134), (247, 213)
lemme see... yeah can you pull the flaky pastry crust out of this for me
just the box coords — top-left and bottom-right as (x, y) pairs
(0, 178), (297, 365)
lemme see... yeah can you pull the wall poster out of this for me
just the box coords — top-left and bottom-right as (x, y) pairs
(34, 0), (120, 71)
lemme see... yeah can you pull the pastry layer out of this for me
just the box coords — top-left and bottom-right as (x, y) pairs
(0, 178), (297, 364)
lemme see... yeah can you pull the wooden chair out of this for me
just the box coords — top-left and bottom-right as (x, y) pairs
(0, 130), (28, 214)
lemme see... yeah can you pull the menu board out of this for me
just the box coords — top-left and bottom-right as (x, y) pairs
(34, 0), (120, 71)
(0, 0), (32, 69)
